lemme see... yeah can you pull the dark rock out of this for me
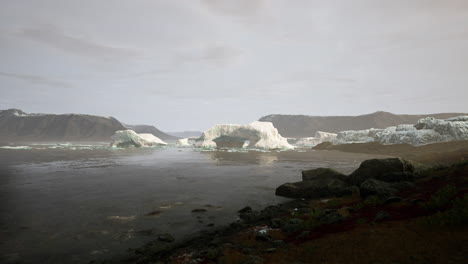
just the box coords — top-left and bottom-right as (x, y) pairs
(276, 178), (354, 199)
(377, 172), (414, 182)
(239, 210), (261, 222)
(242, 248), (255, 255)
(270, 218), (285, 228)
(143, 240), (172, 254)
(347, 158), (415, 186)
(157, 233), (174, 243)
(374, 211), (390, 222)
(302, 168), (346, 181)
(260, 205), (284, 218)
(209, 237), (223, 246)
(319, 212), (344, 224)
(297, 230), (311, 239)
(255, 234), (272, 242)
(384, 196), (403, 205)
(206, 223), (215, 227)
(282, 218), (303, 233)
(272, 240), (286, 247)
(145, 211), (163, 216)
(360, 179), (413, 198)
(264, 248), (276, 253)
(137, 228), (157, 236)
(411, 198), (426, 204)
(192, 208), (207, 213)
(243, 255), (264, 264)
(238, 206), (253, 214)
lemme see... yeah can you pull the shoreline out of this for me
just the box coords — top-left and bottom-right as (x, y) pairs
(99, 154), (468, 264)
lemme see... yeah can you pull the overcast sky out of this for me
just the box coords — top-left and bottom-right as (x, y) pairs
(1, 0), (467, 131)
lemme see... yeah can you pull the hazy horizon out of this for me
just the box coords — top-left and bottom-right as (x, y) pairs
(1, 0), (468, 131)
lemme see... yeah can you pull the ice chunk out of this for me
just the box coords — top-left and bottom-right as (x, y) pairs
(331, 116), (468, 146)
(295, 131), (337, 147)
(176, 138), (192, 147)
(195, 121), (293, 150)
(110, 130), (167, 148)
(332, 128), (383, 144)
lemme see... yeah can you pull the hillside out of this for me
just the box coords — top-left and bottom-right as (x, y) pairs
(0, 109), (125, 142)
(259, 111), (468, 138)
(125, 124), (179, 141)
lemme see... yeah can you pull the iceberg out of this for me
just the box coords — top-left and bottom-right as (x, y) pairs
(295, 131), (337, 147)
(176, 138), (192, 147)
(194, 121), (293, 150)
(332, 128), (384, 144)
(110, 130), (167, 148)
(331, 116), (468, 146)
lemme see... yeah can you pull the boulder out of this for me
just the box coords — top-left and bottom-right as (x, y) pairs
(302, 168), (346, 181)
(359, 179), (413, 198)
(346, 158), (414, 186)
(375, 172), (414, 182)
(276, 178), (354, 199)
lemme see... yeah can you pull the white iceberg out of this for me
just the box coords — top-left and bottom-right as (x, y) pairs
(110, 130), (167, 148)
(176, 138), (192, 147)
(295, 131), (337, 147)
(331, 116), (468, 146)
(332, 128), (384, 144)
(195, 121), (293, 150)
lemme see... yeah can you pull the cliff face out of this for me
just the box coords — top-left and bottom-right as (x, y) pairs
(125, 125), (179, 141)
(0, 109), (126, 142)
(259, 111), (468, 138)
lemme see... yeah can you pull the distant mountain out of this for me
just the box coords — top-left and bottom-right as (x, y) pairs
(166, 131), (202, 138)
(259, 111), (468, 138)
(125, 124), (179, 140)
(0, 109), (126, 142)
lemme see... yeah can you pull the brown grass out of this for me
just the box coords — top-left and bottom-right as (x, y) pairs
(313, 141), (468, 164)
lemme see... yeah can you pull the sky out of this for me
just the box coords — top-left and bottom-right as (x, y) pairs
(0, 0), (467, 131)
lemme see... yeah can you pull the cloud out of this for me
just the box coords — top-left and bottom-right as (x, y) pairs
(0, 71), (73, 88)
(14, 26), (140, 61)
(201, 0), (264, 17)
(167, 44), (243, 69)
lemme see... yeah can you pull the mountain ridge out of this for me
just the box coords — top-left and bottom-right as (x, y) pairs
(0, 109), (175, 142)
(125, 124), (179, 140)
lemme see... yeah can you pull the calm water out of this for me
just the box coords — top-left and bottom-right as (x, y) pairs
(0, 146), (386, 263)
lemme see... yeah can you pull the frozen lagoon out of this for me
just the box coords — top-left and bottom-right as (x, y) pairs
(0, 144), (388, 263)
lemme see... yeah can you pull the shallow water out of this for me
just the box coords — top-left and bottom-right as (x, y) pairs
(0, 146), (387, 263)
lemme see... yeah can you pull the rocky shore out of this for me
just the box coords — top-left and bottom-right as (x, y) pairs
(98, 156), (468, 264)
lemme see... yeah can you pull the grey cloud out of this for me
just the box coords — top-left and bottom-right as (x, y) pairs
(14, 26), (140, 61)
(201, 0), (264, 17)
(170, 44), (243, 68)
(0, 71), (72, 88)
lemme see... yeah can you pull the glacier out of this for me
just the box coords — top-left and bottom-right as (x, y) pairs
(194, 121), (293, 150)
(331, 116), (468, 145)
(110, 130), (167, 148)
